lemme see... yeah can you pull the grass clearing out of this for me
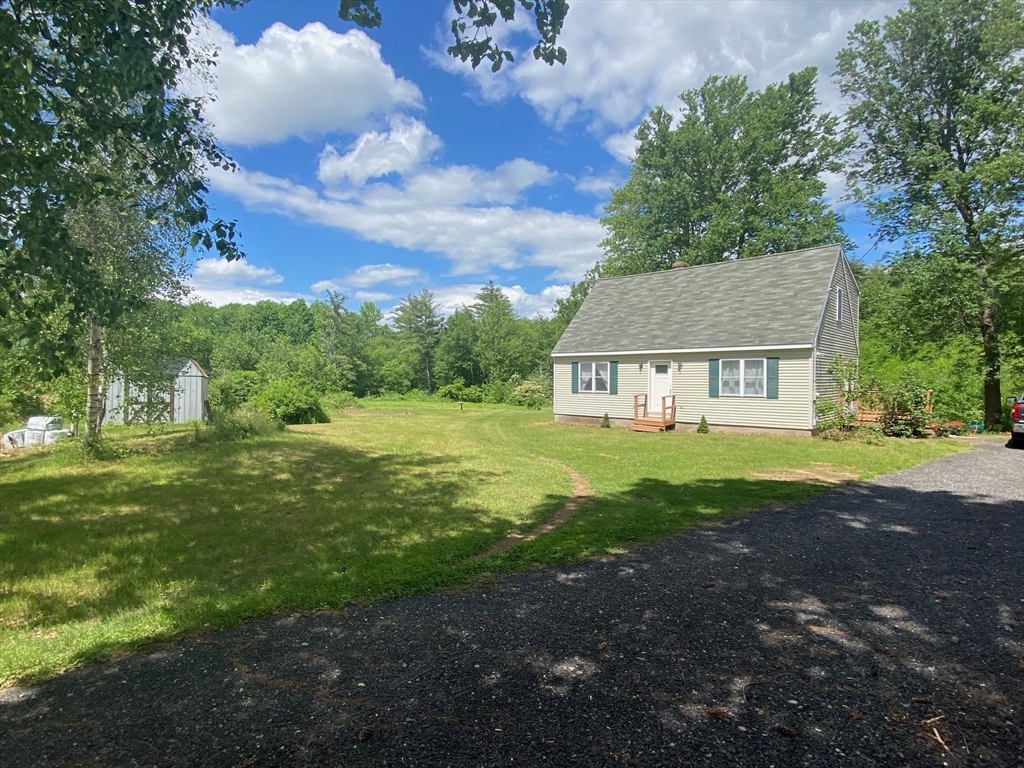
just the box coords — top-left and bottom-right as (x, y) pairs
(0, 402), (966, 685)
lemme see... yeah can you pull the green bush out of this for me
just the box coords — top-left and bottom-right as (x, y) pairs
(210, 371), (262, 413)
(436, 379), (484, 403)
(191, 409), (285, 443)
(482, 379), (517, 405)
(600, 413), (611, 428)
(510, 380), (548, 409)
(253, 380), (329, 425)
(814, 398), (854, 440)
(697, 415), (709, 433)
(879, 373), (929, 438)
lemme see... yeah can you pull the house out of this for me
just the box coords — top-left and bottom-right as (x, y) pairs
(103, 358), (210, 426)
(551, 245), (859, 435)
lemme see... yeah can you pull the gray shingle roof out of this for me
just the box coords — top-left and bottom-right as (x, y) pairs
(552, 245), (843, 355)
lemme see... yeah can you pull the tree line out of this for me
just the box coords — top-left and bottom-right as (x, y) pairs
(2, 0), (1022, 437)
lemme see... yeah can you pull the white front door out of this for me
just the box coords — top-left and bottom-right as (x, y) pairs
(648, 361), (673, 415)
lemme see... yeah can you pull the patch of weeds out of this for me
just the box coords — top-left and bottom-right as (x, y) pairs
(192, 409), (284, 443)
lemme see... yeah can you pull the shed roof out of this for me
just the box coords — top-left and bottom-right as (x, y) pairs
(552, 245), (846, 356)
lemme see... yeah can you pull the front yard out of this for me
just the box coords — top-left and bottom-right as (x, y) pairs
(0, 402), (966, 685)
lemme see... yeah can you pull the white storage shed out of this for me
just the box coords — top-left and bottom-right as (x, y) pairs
(103, 358), (210, 425)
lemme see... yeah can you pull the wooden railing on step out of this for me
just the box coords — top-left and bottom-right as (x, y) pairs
(632, 394), (676, 432)
(633, 394), (648, 420)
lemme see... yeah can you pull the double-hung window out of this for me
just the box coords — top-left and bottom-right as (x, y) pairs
(579, 362), (610, 393)
(721, 358), (766, 397)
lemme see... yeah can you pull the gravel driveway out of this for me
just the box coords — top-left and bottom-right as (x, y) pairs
(2, 439), (1022, 767)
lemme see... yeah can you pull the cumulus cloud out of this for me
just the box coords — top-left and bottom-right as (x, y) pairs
(575, 173), (622, 197)
(189, 258), (310, 306)
(430, 283), (570, 318)
(312, 263), (427, 293)
(603, 130), (639, 164)
(353, 290), (396, 303)
(435, 1), (901, 150)
(193, 257), (283, 284)
(318, 116), (443, 187)
(212, 161), (602, 280)
(196, 20), (422, 146)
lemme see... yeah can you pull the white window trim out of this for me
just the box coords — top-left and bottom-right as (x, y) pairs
(836, 288), (843, 324)
(719, 358), (767, 398)
(578, 361), (611, 394)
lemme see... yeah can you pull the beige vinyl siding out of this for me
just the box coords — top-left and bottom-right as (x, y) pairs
(814, 257), (860, 401)
(553, 355), (648, 420)
(554, 350), (814, 430)
(675, 351), (813, 430)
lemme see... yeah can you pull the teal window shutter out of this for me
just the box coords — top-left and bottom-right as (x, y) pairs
(766, 357), (779, 399)
(709, 359), (720, 398)
(609, 361), (618, 395)
(571, 362), (579, 394)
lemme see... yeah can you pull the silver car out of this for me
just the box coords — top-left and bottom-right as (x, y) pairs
(1010, 393), (1024, 449)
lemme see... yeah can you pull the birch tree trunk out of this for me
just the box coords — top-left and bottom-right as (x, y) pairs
(83, 320), (105, 451)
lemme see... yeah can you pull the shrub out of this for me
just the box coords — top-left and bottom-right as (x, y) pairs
(192, 409), (285, 443)
(210, 371), (261, 413)
(253, 380), (329, 425)
(931, 420), (965, 438)
(600, 412), (611, 428)
(697, 415), (709, 433)
(510, 381), (548, 409)
(879, 373), (929, 438)
(482, 379), (517, 405)
(436, 379), (484, 403)
(815, 398), (854, 440)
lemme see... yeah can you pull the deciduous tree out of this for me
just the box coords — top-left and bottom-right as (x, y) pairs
(835, 0), (1024, 429)
(600, 68), (849, 276)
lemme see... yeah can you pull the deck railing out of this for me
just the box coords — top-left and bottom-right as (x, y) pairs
(634, 394), (676, 423)
(633, 394), (648, 420)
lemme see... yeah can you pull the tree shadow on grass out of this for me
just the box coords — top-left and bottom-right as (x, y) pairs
(491, 475), (835, 569)
(0, 434), (527, 681)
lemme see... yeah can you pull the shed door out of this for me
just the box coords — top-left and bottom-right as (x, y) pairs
(648, 361), (673, 415)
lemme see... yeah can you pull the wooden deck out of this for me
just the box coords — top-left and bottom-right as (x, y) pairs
(631, 394), (677, 432)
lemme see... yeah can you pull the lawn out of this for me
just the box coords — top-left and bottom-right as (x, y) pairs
(0, 401), (966, 685)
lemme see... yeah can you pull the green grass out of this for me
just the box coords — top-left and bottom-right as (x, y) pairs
(0, 402), (966, 685)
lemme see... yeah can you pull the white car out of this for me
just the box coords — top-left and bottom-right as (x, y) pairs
(3, 416), (72, 450)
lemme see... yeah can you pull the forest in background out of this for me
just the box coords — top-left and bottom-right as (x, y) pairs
(2, 0), (1021, 436)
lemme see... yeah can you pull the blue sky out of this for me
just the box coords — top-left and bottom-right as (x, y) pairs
(190, 0), (901, 315)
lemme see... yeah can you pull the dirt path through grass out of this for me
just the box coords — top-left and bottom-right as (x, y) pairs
(477, 458), (595, 558)
(2, 440), (1019, 766)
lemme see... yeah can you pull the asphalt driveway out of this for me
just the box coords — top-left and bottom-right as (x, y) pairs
(2, 439), (1022, 766)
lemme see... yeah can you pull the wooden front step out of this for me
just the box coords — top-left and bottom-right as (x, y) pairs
(631, 422), (666, 432)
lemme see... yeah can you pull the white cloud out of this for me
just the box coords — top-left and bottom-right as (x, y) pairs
(312, 263), (427, 293)
(193, 257), (283, 284)
(189, 258), (310, 306)
(212, 161), (603, 280)
(353, 290), (395, 303)
(196, 20), (422, 146)
(436, 1), (901, 154)
(429, 283), (570, 318)
(603, 130), (639, 164)
(575, 173), (622, 197)
(318, 116), (442, 187)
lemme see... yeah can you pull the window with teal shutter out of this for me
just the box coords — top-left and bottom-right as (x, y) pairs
(571, 362), (579, 394)
(709, 359), (720, 397)
(766, 358), (779, 399)
(609, 361), (618, 395)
